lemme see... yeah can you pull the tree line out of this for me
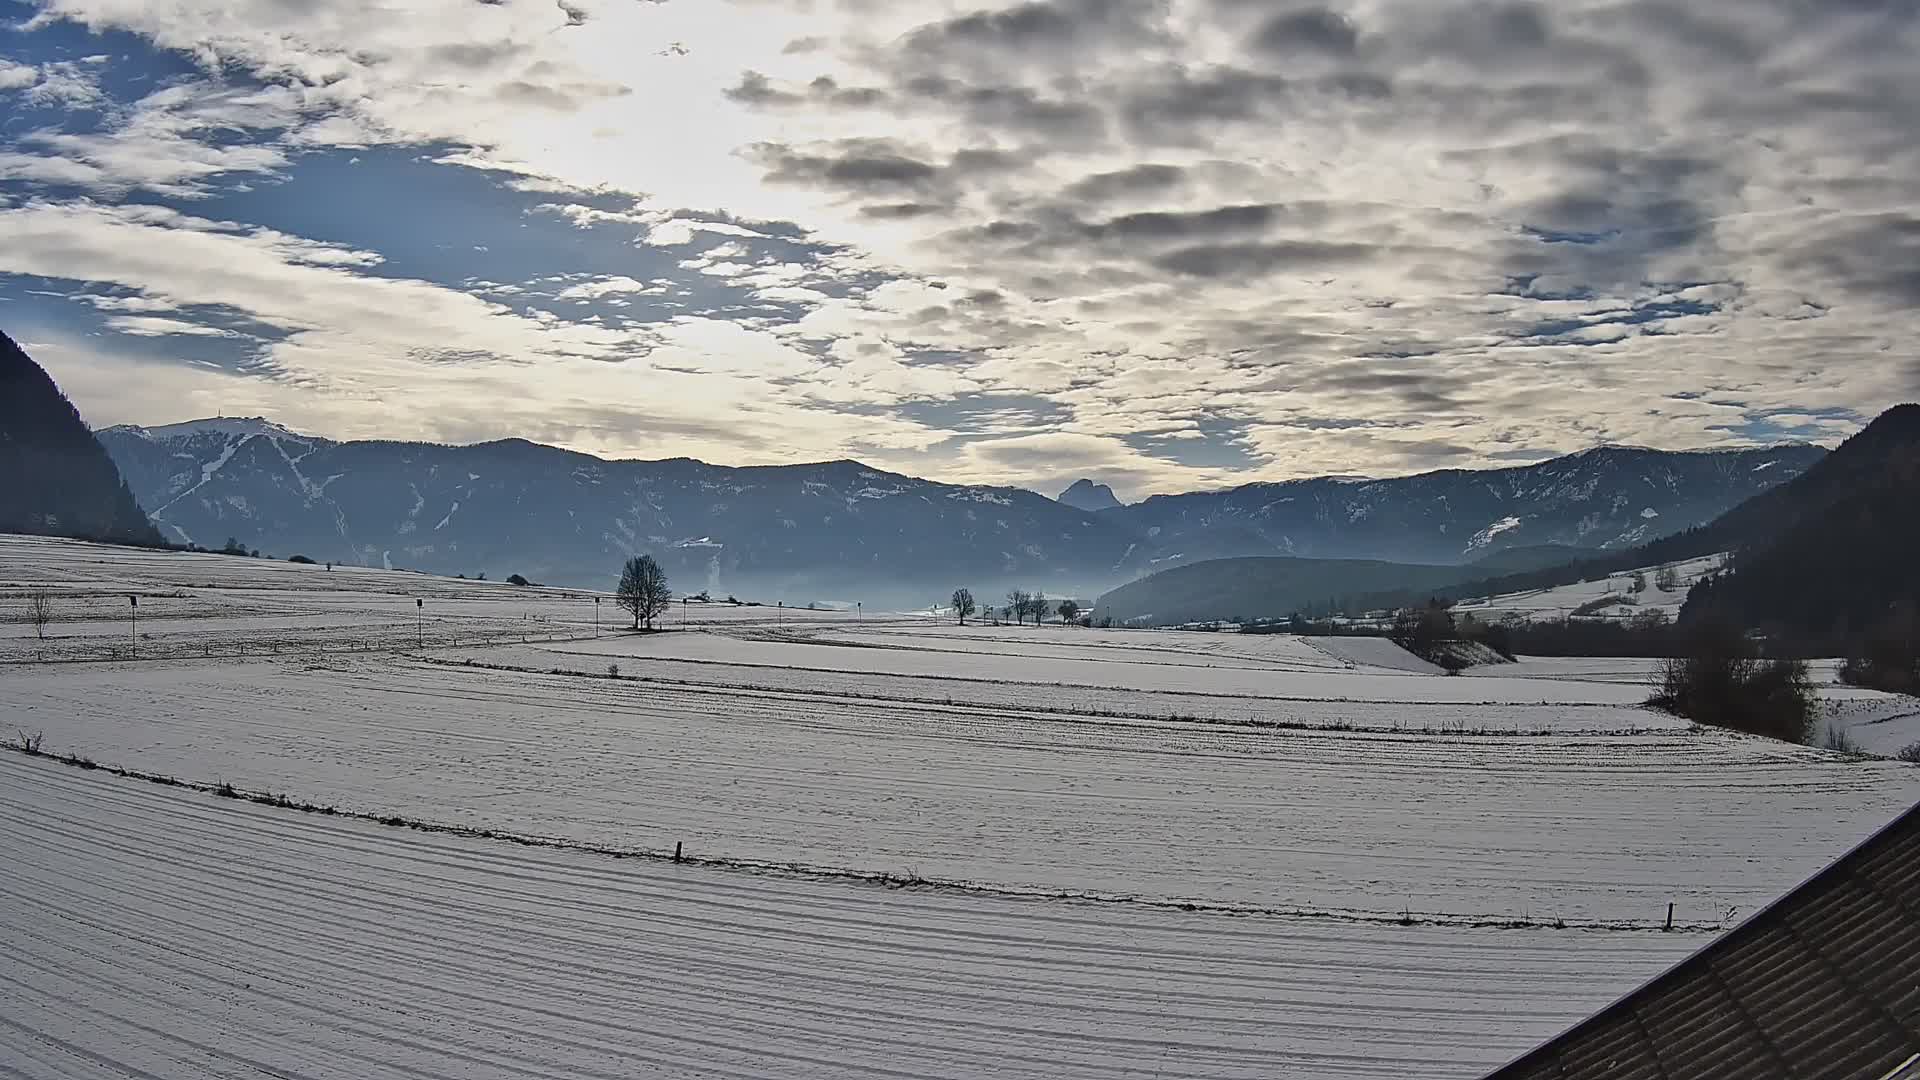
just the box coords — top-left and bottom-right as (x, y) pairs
(950, 587), (1084, 626)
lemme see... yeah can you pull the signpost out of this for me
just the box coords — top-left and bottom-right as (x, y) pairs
(129, 595), (137, 659)
(416, 598), (423, 648)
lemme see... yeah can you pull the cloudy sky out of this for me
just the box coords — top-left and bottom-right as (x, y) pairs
(1, 0), (1914, 497)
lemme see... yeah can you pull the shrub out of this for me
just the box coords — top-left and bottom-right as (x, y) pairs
(607, 663), (620, 679)
(1572, 595), (1631, 618)
(287, 554), (316, 564)
(506, 573), (531, 587)
(1650, 622), (1815, 744)
(11, 729), (45, 755)
(1823, 726), (1863, 755)
(1838, 615), (1920, 696)
(1898, 742), (1920, 764)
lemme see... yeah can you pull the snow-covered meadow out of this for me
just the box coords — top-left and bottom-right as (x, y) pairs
(4, 534), (1918, 1078)
(1453, 553), (1727, 622)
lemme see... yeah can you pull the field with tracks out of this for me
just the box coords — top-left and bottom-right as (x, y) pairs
(5, 534), (1919, 1078)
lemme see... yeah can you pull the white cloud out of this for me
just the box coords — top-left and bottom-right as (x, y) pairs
(0, 59), (39, 91)
(553, 275), (663, 300)
(8, 0), (1919, 489)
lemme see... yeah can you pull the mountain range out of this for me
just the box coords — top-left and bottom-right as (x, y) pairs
(96, 413), (1823, 605)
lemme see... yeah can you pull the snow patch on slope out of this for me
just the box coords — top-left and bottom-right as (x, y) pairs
(1466, 515), (1524, 550)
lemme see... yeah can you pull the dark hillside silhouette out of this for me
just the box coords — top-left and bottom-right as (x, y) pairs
(0, 331), (164, 546)
(1681, 404), (1920, 653)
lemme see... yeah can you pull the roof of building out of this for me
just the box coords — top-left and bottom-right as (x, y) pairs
(1484, 800), (1920, 1080)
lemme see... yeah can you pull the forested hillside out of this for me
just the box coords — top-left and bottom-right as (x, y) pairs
(0, 331), (162, 547)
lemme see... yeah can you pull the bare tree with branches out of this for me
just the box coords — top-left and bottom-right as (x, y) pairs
(616, 555), (672, 630)
(1006, 589), (1030, 626)
(27, 591), (51, 641)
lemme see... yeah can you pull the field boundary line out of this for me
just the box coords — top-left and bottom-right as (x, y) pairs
(4, 742), (1726, 935)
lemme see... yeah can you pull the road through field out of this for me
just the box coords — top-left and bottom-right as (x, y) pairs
(0, 754), (1701, 1080)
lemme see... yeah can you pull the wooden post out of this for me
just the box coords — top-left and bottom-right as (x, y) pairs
(1665, 902), (1674, 931)
(673, 841), (683, 863)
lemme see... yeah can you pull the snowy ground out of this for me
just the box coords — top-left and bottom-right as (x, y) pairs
(0, 755), (1700, 1080)
(1453, 553), (1727, 622)
(4, 534), (1919, 1078)
(0, 534), (871, 662)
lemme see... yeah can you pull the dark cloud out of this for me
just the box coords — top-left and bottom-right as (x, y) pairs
(726, 71), (889, 108)
(1120, 66), (1390, 141)
(1151, 241), (1377, 277)
(725, 71), (800, 106)
(947, 148), (1031, 176)
(900, 0), (1164, 61)
(902, 78), (1106, 139)
(753, 140), (940, 193)
(860, 202), (945, 220)
(807, 76), (889, 108)
(1251, 8), (1360, 56)
(1803, 214), (1920, 305)
(1086, 203), (1283, 242)
(428, 41), (525, 69)
(1061, 164), (1184, 203)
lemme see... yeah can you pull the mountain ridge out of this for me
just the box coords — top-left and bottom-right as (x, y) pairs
(1058, 478), (1123, 513)
(96, 415), (1827, 604)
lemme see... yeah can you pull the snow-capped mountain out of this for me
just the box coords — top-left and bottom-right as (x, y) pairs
(96, 422), (1129, 604)
(1108, 442), (1828, 567)
(95, 418), (1825, 602)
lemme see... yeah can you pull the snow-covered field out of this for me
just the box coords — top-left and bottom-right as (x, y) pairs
(533, 626), (1653, 705)
(1, 754), (1699, 1080)
(4, 534), (1918, 1078)
(1454, 553), (1727, 622)
(0, 533), (868, 662)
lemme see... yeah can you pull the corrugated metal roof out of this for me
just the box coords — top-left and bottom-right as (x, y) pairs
(1485, 800), (1920, 1080)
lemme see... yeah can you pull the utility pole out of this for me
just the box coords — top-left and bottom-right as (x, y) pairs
(129, 594), (138, 659)
(416, 598), (423, 648)
(594, 596), (601, 638)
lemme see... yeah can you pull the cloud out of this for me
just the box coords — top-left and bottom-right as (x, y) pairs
(5, 0), (1919, 495)
(554, 275), (664, 300)
(1249, 8), (1360, 57)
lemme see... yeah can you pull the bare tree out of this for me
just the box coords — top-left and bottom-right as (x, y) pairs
(951, 588), (976, 625)
(1057, 598), (1081, 625)
(1654, 565), (1680, 592)
(616, 555), (672, 630)
(1006, 589), (1030, 626)
(27, 591), (51, 640)
(1026, 589), (1047, 625)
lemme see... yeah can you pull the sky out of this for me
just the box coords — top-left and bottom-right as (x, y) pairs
(1, 0), (1915, 499)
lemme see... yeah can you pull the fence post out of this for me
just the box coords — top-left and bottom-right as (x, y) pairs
(1665, 902), (1674, 931)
